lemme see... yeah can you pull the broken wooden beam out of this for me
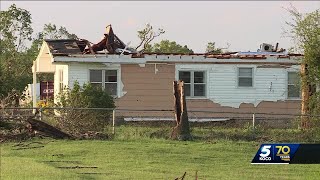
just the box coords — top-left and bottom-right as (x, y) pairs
(26, 112), (73, 139)
(171, 80), (192, 141)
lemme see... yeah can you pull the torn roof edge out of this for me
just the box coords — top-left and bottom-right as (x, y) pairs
(42, 39), (304, 57)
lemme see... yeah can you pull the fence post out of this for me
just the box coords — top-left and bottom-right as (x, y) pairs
(112, 109), (116, 135)
(252, 113), (255, 129)
(39, 107), (43, 121)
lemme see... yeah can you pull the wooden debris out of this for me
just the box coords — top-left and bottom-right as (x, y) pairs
(77, 173), (110, 175)
(42, 160), (81, 163)
(57, 166), (98, 169)
(26, 112), (73, 139)
(175, 172), (187, 180)
(13, 146), (45, 150)
(195, 170), (198, 180)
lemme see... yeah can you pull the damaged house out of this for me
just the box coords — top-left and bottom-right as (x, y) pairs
(32, 26), (303, 122)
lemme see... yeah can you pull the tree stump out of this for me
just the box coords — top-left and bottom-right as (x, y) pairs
(171, 80), (192, 141)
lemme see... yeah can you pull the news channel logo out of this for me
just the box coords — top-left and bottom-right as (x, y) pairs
(251, 144), (300, 164)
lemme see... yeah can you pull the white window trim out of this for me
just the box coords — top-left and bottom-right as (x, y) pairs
(59, 69), (64, 92)
(286, 71), (301, 100)
(176, 69), (208, 99)
(88, 68), (121, 97)
(237, 67), (255, 88)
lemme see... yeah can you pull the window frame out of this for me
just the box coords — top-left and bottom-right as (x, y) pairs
(237, 67), (254, 88)
(287, 71), (301, 100)
(178, 70), (207, 98)
(89, 69), (103, 89)
(89, 69), (119, 97)
(59, 69), (64, 92)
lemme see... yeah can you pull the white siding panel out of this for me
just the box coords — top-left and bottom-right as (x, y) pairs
(176, 64), (300, 108)
(53, 65), (68, 104)
(67, 62), (124, 97)
(68, 63), (119, 87)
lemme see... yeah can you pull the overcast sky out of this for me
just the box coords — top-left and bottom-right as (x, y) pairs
(1, 1), (319, 53)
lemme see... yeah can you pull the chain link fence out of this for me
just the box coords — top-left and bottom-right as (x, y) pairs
(1, 107), (320, 142)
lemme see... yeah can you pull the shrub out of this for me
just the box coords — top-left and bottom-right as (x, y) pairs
(55, 81), (115, 135)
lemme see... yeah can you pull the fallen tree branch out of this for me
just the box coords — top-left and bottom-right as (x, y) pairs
(26, 111), (73, 139)
(175, 172), (187, 180)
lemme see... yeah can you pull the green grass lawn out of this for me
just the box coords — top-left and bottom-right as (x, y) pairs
(1, 138), (320, 180)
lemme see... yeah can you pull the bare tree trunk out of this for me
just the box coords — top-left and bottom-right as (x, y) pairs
(171, 80), (192, 140)
(301, 63), (310, 129)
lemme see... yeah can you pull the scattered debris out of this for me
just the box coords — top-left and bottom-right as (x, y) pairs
(11, 141), (50, 150)
(27, 113), (73, 139)
(52, 154), (64, 157)
(84, 25), (127, 54)
(175, 172), (187, 180)
(42, 160), (81, 163)
(195, 170), (198, 180)
(13, 145), (45, 150)
(77, 131), (109, 140)
(57, 166), (98, 169)
(12, 141), (51, 147)
(45, 24), (137, 56)
(77, 173), (110, 175)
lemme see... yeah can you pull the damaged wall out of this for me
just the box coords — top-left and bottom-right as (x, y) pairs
(175, 63), (301, 108)
(116, 62), (300, 119)
(54, 59), (301, 119)
(116, 64), (175, 112)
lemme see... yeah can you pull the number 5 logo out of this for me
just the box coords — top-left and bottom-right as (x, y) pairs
(260, 145), (271, 157)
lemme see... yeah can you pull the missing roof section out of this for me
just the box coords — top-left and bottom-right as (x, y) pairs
(46, 39), (82, 55)
(45, 24), (129, 56)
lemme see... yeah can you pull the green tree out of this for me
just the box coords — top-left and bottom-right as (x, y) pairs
(286, 7), (320, 128)
(135, 23), (165, 53)
(42, 23), (78, 40)
(205, 42), (222, 54)
(0, 4), (33, 103)
(29, 23), (79, 55)
(147, 40), (194, 54)
(29, 23), (79, 82)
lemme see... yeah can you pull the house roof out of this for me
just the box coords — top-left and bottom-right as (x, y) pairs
(45, 39), (87, 55)
(41, 40), (303, 66)
(51, 54), (301, 66)
(43, 39), (303, 59)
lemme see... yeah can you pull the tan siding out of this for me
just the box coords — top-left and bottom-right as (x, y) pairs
(116, 64), (175, 114)
(115, 64), (301, 120)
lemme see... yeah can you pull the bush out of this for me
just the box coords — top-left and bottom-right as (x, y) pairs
(55, 81), (115, 135)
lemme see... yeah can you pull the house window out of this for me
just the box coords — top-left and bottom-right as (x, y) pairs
(59, 69), (63, 92)
(90, 70), (103, 89)
(89, 70), (118, 96)
(238, 68), (253, 87)
(288, 72), (300, 98)
(178, 71), (206, 97)
(105, 70), (117, 96)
